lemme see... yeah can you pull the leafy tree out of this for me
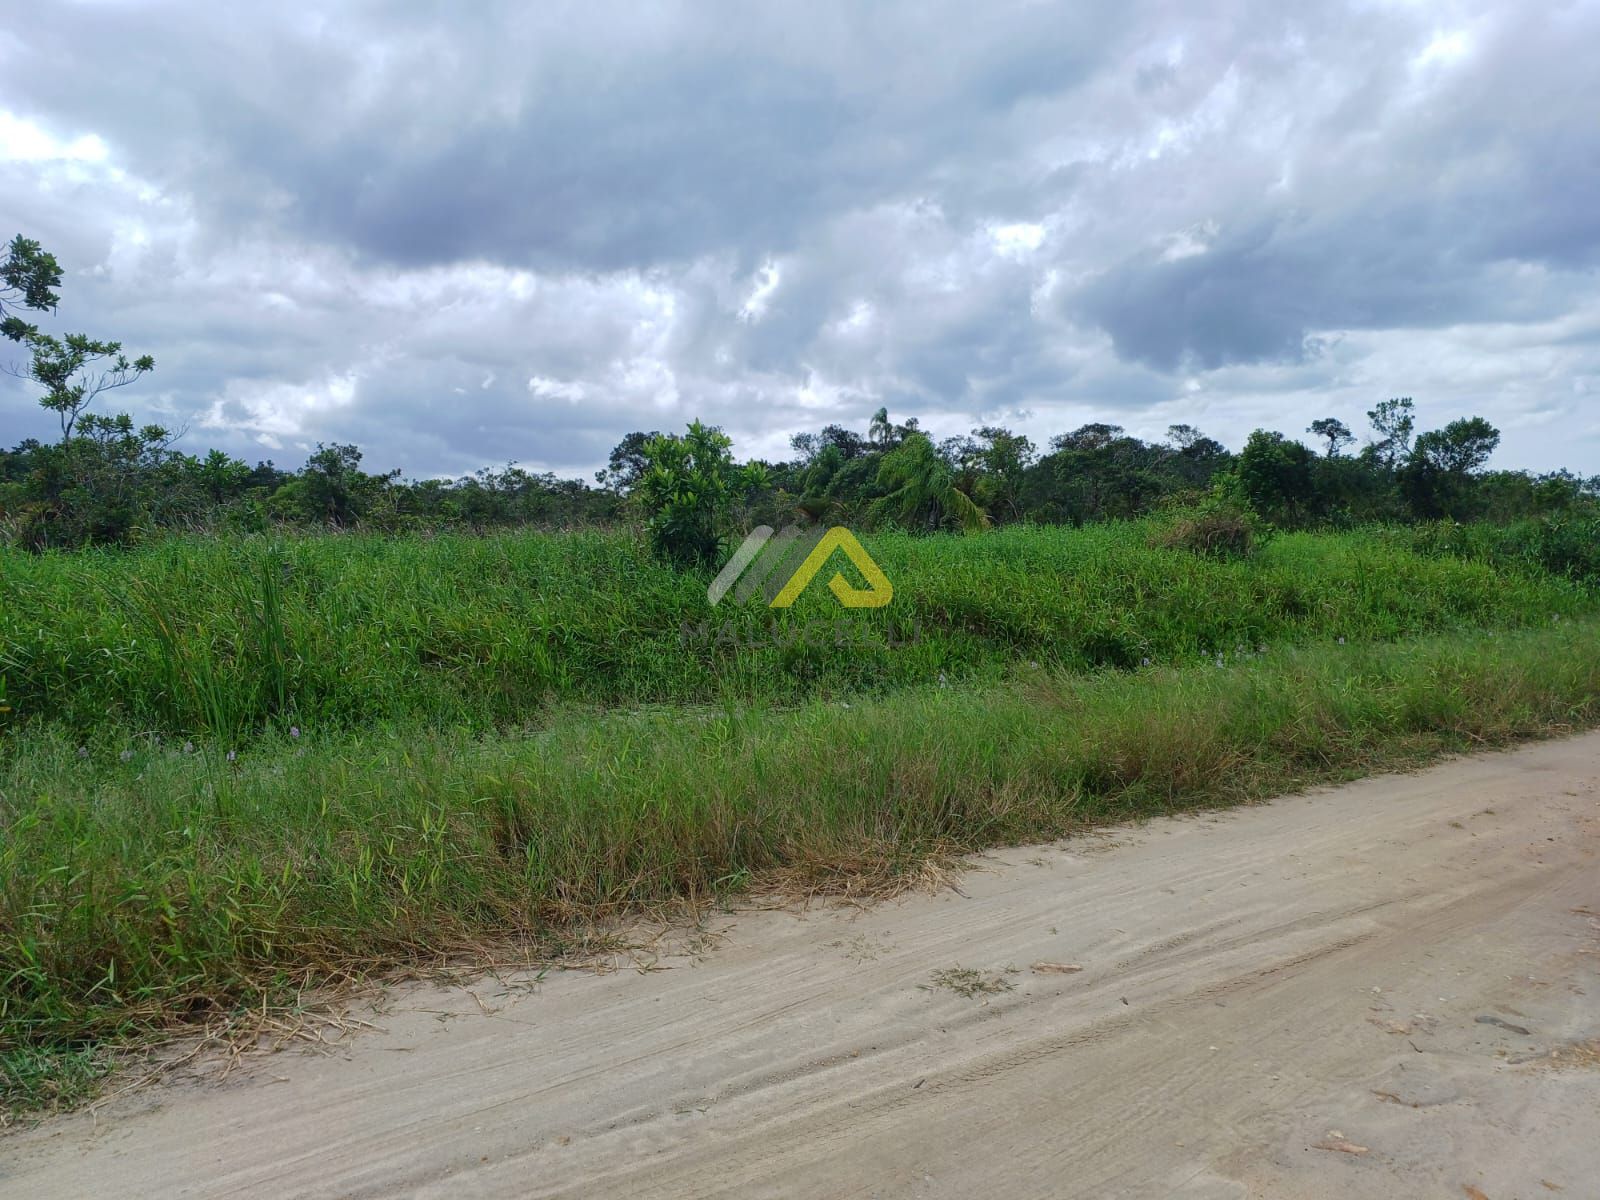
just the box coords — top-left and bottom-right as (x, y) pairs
(635, 421), (766, 566)
(1367, 398), (1416, 468)
(1164, 425), (1231, 489)
(792, 442), (850, 521)
(1235, 430), (1316, 526)
(1308, 417), (1354, 457)
(1027, 424), (1172, 523)
(1399, 417), (1501, 519)
(7, 415), (196, 549)
(1052, 422), (1125, 453)
(2, 236), (155, 441)
(277, 443), (399, 527)
(596, 430), (663, 493)
(1166, 423), (1205, 451)
(195, 448), (253, 502)
(1411, 417), (1500, 475)
(1, 234), (62, 342)
(23, 333), (155, 442)
(967, 425), (1036, 522)
(818, 423), (870, 460)
(866, 406), (921, 451)
(871, 432), (988, 532)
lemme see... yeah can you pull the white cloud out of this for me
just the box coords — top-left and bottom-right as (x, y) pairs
(739, 261), (782, 323)
(0, 110), (107, 163)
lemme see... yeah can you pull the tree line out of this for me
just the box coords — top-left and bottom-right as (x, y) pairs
(2, 232), (1596, 553)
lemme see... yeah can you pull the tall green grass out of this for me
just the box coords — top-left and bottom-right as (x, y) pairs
(1, 523), (1588, 740)
(4, 521), (1598, 1116)
(3, 620), (1600, 1090)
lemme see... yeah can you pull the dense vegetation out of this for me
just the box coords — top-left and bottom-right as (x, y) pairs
(1, 523), (1593, 743)
(5, 401), (1597, 551)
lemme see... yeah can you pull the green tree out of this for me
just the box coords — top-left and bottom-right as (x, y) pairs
(1, 234), (62, 342)
(1366, 398), (1415, 468)
(8, 415), (195, 549)
(1412, 417), (1500, 475)
(1026, 424), (1171, 523)
(24, 333), (155, 442)
(1163, 424), (1232, 490)
(1235, 430), (1316, 526)
(1400, 417), (1501, 519)
(596, 430), (663, 493)
(1308, 417), (1354, 457)
(866, 407), (921, 451)
(296, 442), (400, 527)
(636, 420), (766, 566)
(868, 406), (893, 449)
(195, 448), (253, 502)
(1166, 423), (1205, 451)
(870, 431), (988, 532)
(967, 425), (1037, 522)
(4, 236), (155, 441)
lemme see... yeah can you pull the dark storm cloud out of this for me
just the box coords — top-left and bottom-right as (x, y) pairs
(1, 0), (1598, 474)
(1, 1), (1130, 271)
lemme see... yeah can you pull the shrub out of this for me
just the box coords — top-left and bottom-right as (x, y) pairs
(634, 421), (768, 566)
(1152, 496), (1260, 558)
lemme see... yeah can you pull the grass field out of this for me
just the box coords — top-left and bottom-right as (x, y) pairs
(2, 521), (1598, 1116)
(0, 523), (1589, 741)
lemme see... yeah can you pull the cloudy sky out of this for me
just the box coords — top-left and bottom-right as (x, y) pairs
(2, 0), (1597, 478)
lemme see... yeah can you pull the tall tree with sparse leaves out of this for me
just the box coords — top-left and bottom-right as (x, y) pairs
(3, 234), (155, 442)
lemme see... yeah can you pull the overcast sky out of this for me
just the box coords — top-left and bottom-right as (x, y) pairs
(2, 0), (1597, 478)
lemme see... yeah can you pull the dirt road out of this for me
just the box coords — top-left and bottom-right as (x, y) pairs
(6, 735), (1599, 1199)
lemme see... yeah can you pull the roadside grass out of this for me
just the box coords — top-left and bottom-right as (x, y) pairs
(0, 1045), (108, 1127)
(4, 618), (1600, 1117)
(0, 522), (1589, 741)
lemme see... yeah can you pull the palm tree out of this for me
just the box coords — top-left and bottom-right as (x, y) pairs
(870, 433), (989, 532)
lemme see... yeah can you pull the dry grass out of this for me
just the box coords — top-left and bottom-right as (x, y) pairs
(926, 966), (1018, 998)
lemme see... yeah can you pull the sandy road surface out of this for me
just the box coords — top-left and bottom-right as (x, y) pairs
(5, 735), (1600, 1199)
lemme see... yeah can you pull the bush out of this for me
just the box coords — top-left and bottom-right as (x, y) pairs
(1402, 514), (1600, 585)
(1152, 496), (1260, 558)
(634, 420), (767, 566)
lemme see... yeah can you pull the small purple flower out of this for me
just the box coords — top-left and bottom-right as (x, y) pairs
(183, 741), (195, 754)
(289, 726), (300, 739)
(1140, 657), (1151, 667)
(226, 750), (237, 763)
(119, 749), (134, 763)
(77, 746), (89, 760)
